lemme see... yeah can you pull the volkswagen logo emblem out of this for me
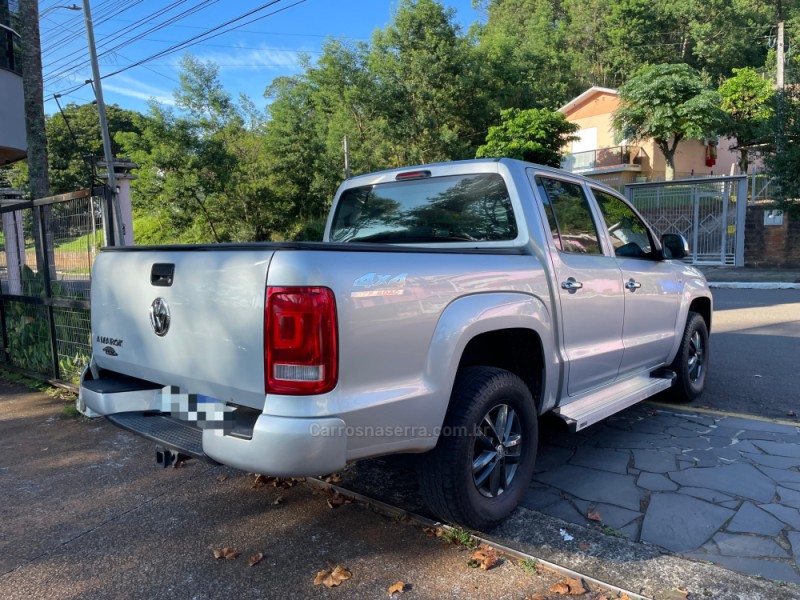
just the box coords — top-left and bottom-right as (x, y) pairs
(149, 298), (171, 337)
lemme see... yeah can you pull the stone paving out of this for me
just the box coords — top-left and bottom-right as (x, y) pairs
(528, 403), (800, 584)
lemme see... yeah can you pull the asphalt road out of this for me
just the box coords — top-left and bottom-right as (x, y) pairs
(689, 288), (800, 420)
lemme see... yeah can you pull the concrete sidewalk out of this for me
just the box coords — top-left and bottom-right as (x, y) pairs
(698, 266), (800, 288)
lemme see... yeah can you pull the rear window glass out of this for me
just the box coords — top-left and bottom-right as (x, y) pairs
(329, 173), (518, 244)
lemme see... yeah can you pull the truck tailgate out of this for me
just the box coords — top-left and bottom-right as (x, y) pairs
(91, 249), (273, 409)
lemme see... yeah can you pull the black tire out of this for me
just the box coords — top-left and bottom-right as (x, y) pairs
(418, 366), (538, 531)
(669, 311), (709, 402)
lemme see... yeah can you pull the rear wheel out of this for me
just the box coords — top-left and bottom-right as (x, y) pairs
(669, 311), (709, 402)
(418, 367), (538, 531)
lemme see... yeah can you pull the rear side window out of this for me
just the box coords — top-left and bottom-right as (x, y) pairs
(535, 176), (602, 255)
(329, 174), (517, 243)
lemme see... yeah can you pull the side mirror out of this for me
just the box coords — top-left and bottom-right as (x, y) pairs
(661, 233), (689, 260)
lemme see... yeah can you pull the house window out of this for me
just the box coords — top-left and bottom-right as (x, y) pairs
(0, 0), (19, 74)
(571, 127), (597, 154)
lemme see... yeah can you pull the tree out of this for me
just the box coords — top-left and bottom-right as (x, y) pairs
(47, 102), (143, 194)
(476, 108), (579, 167)
(474, 0), (576, 109)
(120, 55), (282, 244)
(612, 63), (725, 180)
(766, 89), (800, 215)
(718, 67), (774, 174)
(368, 0), (484, 165)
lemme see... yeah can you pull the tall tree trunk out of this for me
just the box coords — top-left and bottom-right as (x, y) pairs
(19, 0), (48, 199)
(19, 0), (56, 281)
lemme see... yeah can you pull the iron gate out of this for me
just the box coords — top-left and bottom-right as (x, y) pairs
(624, 176), (748, 266)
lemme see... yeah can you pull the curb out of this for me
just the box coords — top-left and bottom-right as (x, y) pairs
(306, 477), (651, 600)
(708, 281), (800, 289)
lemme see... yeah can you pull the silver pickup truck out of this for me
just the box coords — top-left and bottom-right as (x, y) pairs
(80, 158), (711, 530)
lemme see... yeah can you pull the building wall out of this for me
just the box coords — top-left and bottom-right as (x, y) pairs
(0, 68), (26, 166)
(564, 92), (620, 152)
(744, 204), (800, 268)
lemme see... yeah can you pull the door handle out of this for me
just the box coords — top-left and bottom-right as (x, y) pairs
(626, 278), (642, 291)
(561, 278), (583, 292)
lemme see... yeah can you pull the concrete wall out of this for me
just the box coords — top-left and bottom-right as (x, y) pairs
(0, 68), (27, 165)
(745, 204), (800, 268)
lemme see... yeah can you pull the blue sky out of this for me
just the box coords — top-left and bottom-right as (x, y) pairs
(39, 0), (481, 115)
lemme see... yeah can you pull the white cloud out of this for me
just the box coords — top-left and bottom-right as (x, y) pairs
(192, 45), (306, 71)
(103, 74), (175, 106)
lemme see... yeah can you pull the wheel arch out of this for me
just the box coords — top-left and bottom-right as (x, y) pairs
(423, 292), (557, 433)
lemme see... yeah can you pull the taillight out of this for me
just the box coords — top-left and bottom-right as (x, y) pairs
(265, 287), (338, 395)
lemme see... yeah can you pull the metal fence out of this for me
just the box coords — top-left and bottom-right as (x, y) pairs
(624, 176), (748, 266)
(0, 188), (106, 384)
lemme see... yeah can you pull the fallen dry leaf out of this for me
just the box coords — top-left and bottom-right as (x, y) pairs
(422, 526), (444, 538)
(252, 474), (271, 489)
(216, 474), (227, 483)
(551, 577), (587, 595)
(247, 552), (264, 567)
(587, 510), (602, 522)
(468, 544), (499, 570)
(326, 493), (353, 509)
(661, 590), (689, 600)
(324, 473), (343, 484)
(273, 495), (284, 506)
(212, 547), (239, 560)
(388, 581), (406, 595)
(314, 565), (352, 587)
(551, 583), (571, 595)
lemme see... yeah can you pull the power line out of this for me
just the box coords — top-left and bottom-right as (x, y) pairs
(101, 0), (306, 80)
(46, 0), (308, 101)
(43, 0), (217, 85)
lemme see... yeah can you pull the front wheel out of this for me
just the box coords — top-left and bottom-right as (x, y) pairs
(669, 311), (709, 402)
(418, 367), (538, 531)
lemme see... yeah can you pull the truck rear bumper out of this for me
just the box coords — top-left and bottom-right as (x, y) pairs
(80, 369), (348, 477)
(203, 415), (347, 476)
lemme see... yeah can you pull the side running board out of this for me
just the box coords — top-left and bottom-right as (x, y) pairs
(555, 371), (675, 432)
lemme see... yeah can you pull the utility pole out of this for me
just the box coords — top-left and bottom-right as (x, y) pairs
(343, 135), (351, 179)
(776, 21), (786, 155)
(81, 0), (125, 246)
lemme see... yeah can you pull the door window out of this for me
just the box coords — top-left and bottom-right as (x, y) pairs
(593, 189), (655, 259)
(535, 176), (602, 255)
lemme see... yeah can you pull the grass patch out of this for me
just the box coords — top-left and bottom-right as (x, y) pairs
(0, 366), (50, 392)
(441, 526), (477, 549)
(62, 402), (81, 418)
(600, 525), (628, 539)
(520, 557), (538, 574)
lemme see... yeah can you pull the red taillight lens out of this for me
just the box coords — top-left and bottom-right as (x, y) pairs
(265, 287), (338, 395)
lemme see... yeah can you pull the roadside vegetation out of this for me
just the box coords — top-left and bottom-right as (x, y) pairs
(4, 0), (800, 243)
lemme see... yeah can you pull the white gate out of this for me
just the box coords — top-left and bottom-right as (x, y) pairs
(624, 176), (748, 266)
